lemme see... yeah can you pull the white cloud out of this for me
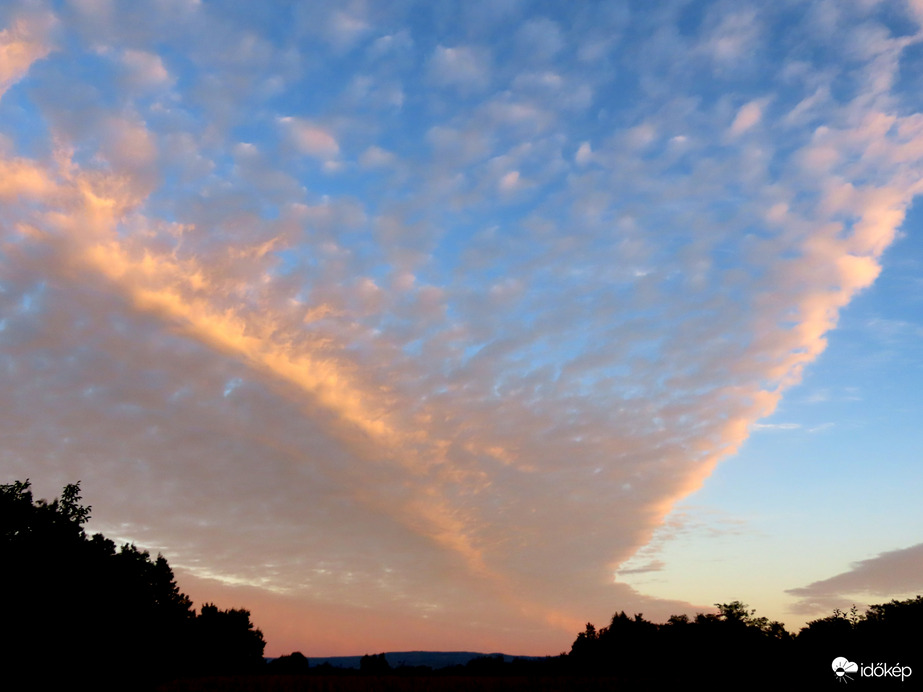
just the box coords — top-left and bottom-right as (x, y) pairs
(701, 7), (761, 66)
(514, 17), (564, 63)
(575, 141), (592, 165)
(729, 99), (764, 136)
(327, 9), (371, 50)
(752, 422), (802, 431)
(359, 145), (396, 168)
(280, 117), (340, 159)
(428, 44), (491, 93)
(121, 49), (171, 89)
(368, 29), (413, 58)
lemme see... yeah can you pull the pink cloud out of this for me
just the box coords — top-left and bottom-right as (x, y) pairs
(787, 544), (923, 615)
(0, 11), (55, 98)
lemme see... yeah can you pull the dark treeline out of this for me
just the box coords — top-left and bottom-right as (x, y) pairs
(4, 480), (920, 690)
(256, 600), (921, 689)
(1, 480), (265, 690)
(563, 598), (921, 686)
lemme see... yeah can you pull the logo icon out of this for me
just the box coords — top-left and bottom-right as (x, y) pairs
(833, 657), (858, 683)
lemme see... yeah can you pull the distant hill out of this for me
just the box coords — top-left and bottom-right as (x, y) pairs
(303, 651), (541, 669)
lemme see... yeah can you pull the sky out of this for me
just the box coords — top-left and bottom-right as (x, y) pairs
(1, 0), (922, 657)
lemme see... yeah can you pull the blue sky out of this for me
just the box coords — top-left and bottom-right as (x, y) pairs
(1, 0), (922, 656)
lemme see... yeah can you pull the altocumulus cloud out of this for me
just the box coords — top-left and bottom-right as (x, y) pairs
(1, 0), (923, 655)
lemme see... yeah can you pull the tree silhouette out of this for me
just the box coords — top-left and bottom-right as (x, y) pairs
(192, 603), (266, 675)
(567, 601), (793, 684)
(1, 480), (265, 688)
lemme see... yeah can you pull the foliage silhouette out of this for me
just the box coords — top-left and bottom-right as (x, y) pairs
(193, 603), (267, 675)
(0, 480), (265, 689)
(565, 597), (923, 687)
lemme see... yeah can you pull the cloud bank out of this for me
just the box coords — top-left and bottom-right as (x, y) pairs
(1, 0), (922, 654)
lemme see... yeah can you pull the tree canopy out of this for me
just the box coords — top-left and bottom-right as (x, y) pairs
(567, 597), (922, 686)
(0, 480), (265, 689)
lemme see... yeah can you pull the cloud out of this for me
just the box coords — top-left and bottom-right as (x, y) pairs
(0, 10), (55, 98)
(327, 9), (370, 50)
(787, 543), (923, 615)
(120, 49), (171, 89)
(752, 422), (801, 431)
(514, 18), (564, 64)
(359, 145), (396, 168)
(428, 45), (491, 93)
(368, 30), (413, 59)
(909, 0), (923, 26)
(575, 141), (592, 165)
(729, 99), (764, 136)
(280, 117), (340, 159)
(498, 169), (520, 192)
(617, 560), (666, 576)
(699, 7), (762, 68)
